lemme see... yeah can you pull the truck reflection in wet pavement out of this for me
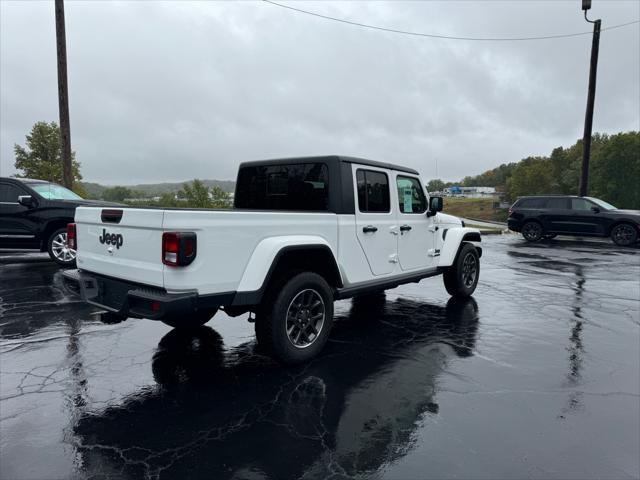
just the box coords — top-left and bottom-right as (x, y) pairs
(74, 296), (479, 479)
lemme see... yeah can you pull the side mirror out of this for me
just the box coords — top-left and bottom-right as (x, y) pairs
(18, 195), (35, 208)
(591, 206), (600, 213)
(427, 196), (443, 217)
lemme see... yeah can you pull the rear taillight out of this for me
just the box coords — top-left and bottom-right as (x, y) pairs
(162, 232), (197, 267)
(67, 223), (77, 250)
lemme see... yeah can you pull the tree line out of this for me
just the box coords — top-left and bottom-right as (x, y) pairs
(428, 131), (639, 209)
(97, 181), (230, 208)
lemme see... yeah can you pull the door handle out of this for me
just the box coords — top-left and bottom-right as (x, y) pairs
(400, 225), (412, 232)
(362, 226), (378, 233)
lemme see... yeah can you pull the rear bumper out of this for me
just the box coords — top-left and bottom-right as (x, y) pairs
(62, 269), (230, 320)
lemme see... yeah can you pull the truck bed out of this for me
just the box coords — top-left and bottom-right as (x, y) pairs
(74, 207), (339, 294)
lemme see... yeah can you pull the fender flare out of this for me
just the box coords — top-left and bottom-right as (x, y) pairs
(233, 236), (342, 304)
(437, 227), (482, 267)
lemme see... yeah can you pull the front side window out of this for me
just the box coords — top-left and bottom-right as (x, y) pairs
(396, 176), (427, 213)
(235, 163), (329, 211)
(587, 197), (616, 210)
(571, 198), (593, 211)
(356, 170), (390, 213)
(29, 183), (82, 200)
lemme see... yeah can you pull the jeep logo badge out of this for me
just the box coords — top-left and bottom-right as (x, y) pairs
(99, 228), (123, 249)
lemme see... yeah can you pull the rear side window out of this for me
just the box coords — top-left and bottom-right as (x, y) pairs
(517, 198), (546, 209)
(356, 170), (390, 213)
(571, 198), (593, 210)
(235, 163), (329, 211)
(396, 176), (427, 213)
(0, 183), (24, 203)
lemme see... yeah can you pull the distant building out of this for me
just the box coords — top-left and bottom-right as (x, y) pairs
(444, 186), (496, 198)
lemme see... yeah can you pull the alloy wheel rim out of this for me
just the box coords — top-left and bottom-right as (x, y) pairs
(286, 289), (325, 349)
(51, 232), (76, 263)
(461, 253), (477, 288)
(614, 225), (633, 244)
(523, 223), (540, 240)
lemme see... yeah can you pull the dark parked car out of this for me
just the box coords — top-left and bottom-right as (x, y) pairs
(508, 195), (640, 246)
(0, 177), (118, 266)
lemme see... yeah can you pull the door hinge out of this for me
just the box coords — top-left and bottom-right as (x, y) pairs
(428, 248), (441, 257)
(389, 253), (399, 263)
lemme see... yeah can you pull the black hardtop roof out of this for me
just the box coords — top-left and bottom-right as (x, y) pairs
(238, 155), (420, 175)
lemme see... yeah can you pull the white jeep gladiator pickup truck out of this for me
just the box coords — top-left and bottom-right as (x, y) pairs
(64, 156), (481, 363)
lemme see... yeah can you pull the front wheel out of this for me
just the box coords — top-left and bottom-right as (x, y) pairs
(443, 243), (480, 298)
(611, 223), (638, 246)
(47, 228), (77, 267)
(255, 272), (333, 364)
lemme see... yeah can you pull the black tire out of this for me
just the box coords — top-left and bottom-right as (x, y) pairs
(161, 309), (217, 329)
(443, 243), (480, 298)
(47, 227), (77, 267)
(255, 272), (334, 364)
(521, 221), (543, 242)
(611, 223), (637, 246)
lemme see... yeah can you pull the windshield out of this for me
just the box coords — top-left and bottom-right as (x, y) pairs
(587, 197), (617, 210)
(29, 183), (83, 200)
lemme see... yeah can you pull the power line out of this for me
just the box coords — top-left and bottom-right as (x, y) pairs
(263, 0), (640, 41)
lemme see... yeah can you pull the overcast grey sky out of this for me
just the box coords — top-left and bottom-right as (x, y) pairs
(1, 0), (638, 184)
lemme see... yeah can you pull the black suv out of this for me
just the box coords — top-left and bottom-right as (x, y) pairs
(0, 177), (118, 266)
(508, 195), (640, 246)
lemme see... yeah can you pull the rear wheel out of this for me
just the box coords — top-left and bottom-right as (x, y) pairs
(161, 310), (217, 329)
(611, 223), (637, 246)
(521, 221), (543, 242)
(47, 228), (77, 267)
(255, 272), (333, 364)
(443, 243), (480, 298)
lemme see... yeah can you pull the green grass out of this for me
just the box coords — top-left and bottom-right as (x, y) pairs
(443, 197), (508, 222)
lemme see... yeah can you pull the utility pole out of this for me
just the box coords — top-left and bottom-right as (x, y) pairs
(579, 0), (601, 197)
(55, 0), (73, 189)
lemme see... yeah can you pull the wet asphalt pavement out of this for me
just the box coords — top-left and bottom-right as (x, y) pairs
(1, 236), (639, 480)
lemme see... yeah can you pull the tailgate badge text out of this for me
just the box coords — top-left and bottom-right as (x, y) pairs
(99, 229), (123, 249)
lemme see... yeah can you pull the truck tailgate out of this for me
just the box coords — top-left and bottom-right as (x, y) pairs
(75, 207), (164, 287)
